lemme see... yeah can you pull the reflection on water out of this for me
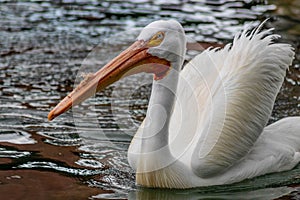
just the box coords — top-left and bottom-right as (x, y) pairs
(128, 187), (294, 200)
(0, 0), (299, 199)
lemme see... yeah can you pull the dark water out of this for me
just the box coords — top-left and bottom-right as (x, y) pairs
(0, 0), (299, 199)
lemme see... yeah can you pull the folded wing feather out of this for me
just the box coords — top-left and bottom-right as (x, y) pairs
(169, 24), (295, 178)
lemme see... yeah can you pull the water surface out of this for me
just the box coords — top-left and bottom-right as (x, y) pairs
(0, 0), (299, 199)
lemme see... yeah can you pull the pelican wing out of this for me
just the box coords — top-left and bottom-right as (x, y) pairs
(169, 24), (295, 178)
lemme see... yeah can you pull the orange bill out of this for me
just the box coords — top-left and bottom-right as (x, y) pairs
(48, 40), (170, 121)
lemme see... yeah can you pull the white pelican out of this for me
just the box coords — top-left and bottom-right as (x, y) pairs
(48, 20), (300, 189)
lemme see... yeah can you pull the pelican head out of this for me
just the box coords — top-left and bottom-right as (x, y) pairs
(48, 20), (186, 120)
(137, 19), (186, 69)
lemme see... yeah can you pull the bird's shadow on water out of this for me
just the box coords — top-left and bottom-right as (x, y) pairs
(128, 186), (293, 200)
(91, 163), (300, 199)
(125, 164), (300, 200)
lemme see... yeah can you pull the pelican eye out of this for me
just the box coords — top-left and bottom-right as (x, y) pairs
(148, 31), (165, 47)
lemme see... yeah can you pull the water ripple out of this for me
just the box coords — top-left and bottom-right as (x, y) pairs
(0, 147), (31, 159)
(18, 161), (104, 176)
(0, 129), (36, 144)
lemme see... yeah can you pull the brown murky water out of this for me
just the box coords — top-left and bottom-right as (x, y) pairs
(0, 0), (299, 199)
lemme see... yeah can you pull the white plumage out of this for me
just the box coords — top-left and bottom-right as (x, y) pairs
(172, 25), (294, 177)
(128, 20), (300, 188)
